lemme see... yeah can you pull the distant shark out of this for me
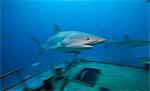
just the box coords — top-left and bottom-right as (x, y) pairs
(105, 35), (150, 48)
(31, 24), (105, 55)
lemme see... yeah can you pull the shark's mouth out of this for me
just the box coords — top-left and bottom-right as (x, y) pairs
(86, 43), (94, 46)
(83, 43), (94, 47)
(84, 41), (104, 48)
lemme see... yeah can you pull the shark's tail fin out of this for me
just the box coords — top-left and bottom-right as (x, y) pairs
(31, 36), (44, 56)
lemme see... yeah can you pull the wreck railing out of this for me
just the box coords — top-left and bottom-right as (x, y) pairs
(0, 60), (67, 91)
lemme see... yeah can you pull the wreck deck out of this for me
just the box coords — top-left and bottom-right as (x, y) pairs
(2, 60), (149, 91)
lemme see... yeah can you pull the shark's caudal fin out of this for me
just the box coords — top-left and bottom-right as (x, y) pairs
(31, 24), (61, 56)
(31, 36), (44, 56)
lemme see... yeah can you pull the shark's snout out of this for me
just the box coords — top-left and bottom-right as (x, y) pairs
(82, 37), (106, 48)
(97, 38), (106, 42)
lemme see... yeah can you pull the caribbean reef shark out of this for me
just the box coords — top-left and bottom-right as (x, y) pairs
(31, 24), (105, 55)
(105, 35), (150, 48)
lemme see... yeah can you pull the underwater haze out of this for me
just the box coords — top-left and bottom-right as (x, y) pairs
(1, 0), (149, 89)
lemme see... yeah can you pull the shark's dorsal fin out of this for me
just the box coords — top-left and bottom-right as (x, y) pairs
(53, 24), (61, 35)
(123, 34), (130, 40)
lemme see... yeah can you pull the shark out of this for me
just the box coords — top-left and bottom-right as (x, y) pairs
(105, 35), (150, 48)
(31, 24), (106, 55)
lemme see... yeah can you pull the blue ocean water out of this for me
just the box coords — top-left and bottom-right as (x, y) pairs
(1, 0), (149, 89)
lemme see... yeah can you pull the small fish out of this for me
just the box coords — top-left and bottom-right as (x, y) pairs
(31, 24), (106, 56)
(31, 62), (41, 67)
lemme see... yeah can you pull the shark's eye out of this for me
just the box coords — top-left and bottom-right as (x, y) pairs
(86, 37), (90, 40)
(82, 37), (90, 40)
